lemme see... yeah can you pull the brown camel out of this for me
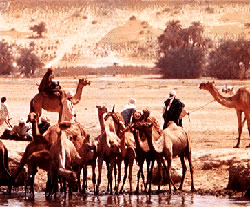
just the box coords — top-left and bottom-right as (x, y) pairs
(199, 81), (250, 148)
(78, 134), (97, 193)
(95, 106), (121, 194)
(25, 150), (51, 200)
(133, 121), (194, 193)
(0, 140), (12, 194)
(103, 110), (136, 194)
(30, 78), (90, 122)
(14, 112), (87, 199)
(48, 123), (82, 199)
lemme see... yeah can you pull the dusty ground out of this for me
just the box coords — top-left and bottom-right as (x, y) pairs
(0, 75), (249, 197)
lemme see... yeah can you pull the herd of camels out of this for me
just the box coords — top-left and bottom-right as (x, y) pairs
(0, 79), (249, 200)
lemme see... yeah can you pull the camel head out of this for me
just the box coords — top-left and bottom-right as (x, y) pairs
(27, 112), (38, 123)
(132, 122), (153, 136)
(199, 81), (215, 91)
(79, 78), (90, 87)
(96, 105), (108, 115)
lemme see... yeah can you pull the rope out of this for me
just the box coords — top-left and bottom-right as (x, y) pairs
(186, 99), (215, 122)
(189, 99), (215, 114)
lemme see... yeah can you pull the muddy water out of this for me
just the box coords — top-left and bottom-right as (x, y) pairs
(0, 193), (249, 207)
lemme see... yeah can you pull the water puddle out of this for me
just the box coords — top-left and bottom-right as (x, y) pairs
(0, 192), (249, 207)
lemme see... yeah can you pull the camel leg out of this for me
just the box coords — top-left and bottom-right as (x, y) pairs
(82, 165), (87, 194)
(96, 157), (104, 194)
(113, 162), (117, 192)
(166, 157), (172, 194)
(120, 159), (128, 193)
(109, 158), (116, 194)
(91, 162), (96, 194)
(246, 114), (250, 148)
(234, 110), (243, 148)
(178, 155), (187, 190)
(157, 158), (162, 193)
(148, 159), (155, 194)
(106, 159), (110, 192)
(116, 160), (122, 194)
(128, 158), (134, 194)
(136, 167), (141, 193)
(188, 151), (195, 191)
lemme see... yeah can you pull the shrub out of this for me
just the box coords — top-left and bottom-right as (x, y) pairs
(0, 40), (14, 75)
(206, 39), (249, 79)
(157, 47), (204, 78)
(156, 21), (207, 78)
(17, 48), (44, 77)
(30, 21), (47, 38)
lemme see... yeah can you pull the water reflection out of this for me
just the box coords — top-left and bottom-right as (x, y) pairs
(0, 192), (249, 207)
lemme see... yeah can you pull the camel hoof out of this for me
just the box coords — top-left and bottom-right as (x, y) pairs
(246, 144), (250, 148)
(233, 145), (239, 148)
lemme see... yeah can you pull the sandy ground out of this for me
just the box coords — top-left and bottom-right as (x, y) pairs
(0, 75), (249, 196)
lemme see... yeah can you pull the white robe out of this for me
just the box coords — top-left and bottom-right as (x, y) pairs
(0, 103), (9, 126)
(61, 99), (75, 122)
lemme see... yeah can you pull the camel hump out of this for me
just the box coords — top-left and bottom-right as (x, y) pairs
(59, 121), (72, 129)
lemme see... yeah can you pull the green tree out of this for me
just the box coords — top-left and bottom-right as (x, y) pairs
(30, 21), (47, 38)
(156, 21), (208, 78)
(17, 48), (44, 77)
(0, 40), (14, 75)
(207, 39), (249, 79)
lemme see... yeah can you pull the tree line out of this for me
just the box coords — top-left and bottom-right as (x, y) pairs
(0, 20), (249, 79)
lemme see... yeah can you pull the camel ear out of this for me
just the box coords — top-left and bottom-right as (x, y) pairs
(112, 105), (115, 112)
(96, 105), (100, 109)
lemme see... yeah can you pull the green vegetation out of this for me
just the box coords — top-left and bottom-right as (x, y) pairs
(206, 39), (249, 79)
(30, 21), (47, 38)
(0, 40), (14, 75)
(17, 48), (44, 77)
(156, 21), (208, 79)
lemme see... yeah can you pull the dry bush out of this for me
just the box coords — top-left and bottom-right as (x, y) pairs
(226, 162), (250, 192)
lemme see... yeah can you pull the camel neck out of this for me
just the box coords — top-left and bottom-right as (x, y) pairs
(207, 86), (236, 108)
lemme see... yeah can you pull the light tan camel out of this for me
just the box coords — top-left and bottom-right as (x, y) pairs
(43, 121), (86, 147)
(95, 106), (121, 194)
(48, 123), (82, 199)
(133, 121), (194, 193)
(30, 78), (90, 122)
(199, 81), (250, 148)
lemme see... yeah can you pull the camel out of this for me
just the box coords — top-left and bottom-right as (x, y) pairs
(103, 110), (136, 194)
(78, 134), (97, 193)
(95, 106), (121, 194)
(133, 121), (194, 193)
(30, 78), (90, 122)
(199, 81), (250, 148)
(25, 150), (51, 200)
(0, 140), (12, 194)
(129, 112), (164, 194)
(48, 123), (82, 199)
